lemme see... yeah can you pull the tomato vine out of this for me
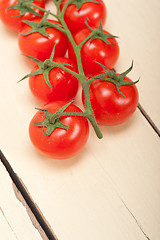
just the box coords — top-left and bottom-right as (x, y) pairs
(0, 0), (139, 158)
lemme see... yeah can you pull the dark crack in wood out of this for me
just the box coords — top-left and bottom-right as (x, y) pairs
(0, 150), (58, 240)
(138, 103), (160, 137)
(119, 196), (151, 240)
(12, 182), (52, 240)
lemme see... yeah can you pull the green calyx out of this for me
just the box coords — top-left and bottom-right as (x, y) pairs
(18, 45), (74, 90)
(34, 102), (73, 136)
(7, 0), (42, 18)
(90, 61), (139, 96)
(67, 0), (100, 10)
(21, 11), (64, 37)
(14, 0), (139, 140)
(85, 19), (118, 45)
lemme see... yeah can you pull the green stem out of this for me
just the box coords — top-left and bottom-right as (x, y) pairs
(88, 72), (107, 83)
(55, 0), (86, 79)
(82, 81), (103, 138)
(87, 115), (103, 139)
(50, 110), (103, 139)
(31, 0), (103, 139)
(76, 48), (86, 79)
(78, 31), (94, 49)
(55, 64), (79, 78)
(43, 59), (79, 78)
(58, 15), (86, 78)
(30, 4), (59, 20)
(50, 111), (86, 122)
(32, 2), (86, 80)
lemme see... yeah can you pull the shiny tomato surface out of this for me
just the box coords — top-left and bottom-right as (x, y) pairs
(60, 0), (106, 34)
(68, 28), (119, 76)
(82, 76), (139, 126)
(29, 57), (79, 103)
(0, 0), (45, 32)
(29, 101), (89, 159)
(18, 19), (69, 62)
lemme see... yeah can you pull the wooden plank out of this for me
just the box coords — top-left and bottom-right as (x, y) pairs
(0, 207), (19, 240)
(0, 150), (58, 240)
(0, 166), (43, 240)
(0, 1), (160, 240)
(1, 111), (159, 240)
(104, 0), (160, 129)
(45, 0), (160, 130)
(14, 111), (159, 240)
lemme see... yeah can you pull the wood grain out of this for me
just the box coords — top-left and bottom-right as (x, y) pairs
(0, 0), (160, 239)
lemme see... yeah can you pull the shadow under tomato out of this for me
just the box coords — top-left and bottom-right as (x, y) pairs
(1, 24), (18, 37)
(30, 142), (89, 170)
(99, 111), (139, 136)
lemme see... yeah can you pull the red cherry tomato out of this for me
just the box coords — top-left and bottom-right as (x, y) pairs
(29, 57), (79, 103)
(18, 19), (69, 63)
(60, 0), (106, 34)
(68, 28), (119, 77)
(82, 76), (139, 126)
(29, 101), (89, 159)
(0, 0), (45, 32)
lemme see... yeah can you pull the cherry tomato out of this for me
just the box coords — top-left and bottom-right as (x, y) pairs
(82, 75), (139, 126)
(0, 0), (45, 32)
(29, 101), (89, 159)
(29, 57), (79, 103)
(68, 28), (119, 76)
(60, 0), (106, 34)
(18, 19), (69, 63)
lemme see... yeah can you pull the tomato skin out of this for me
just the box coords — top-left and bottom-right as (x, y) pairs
(68, 28), (119, 77)
(29, 101), (89, 159)
(18, 19), (69, 63)
(82, 76), (139, 126)
(0, 0), (45, 32)
(29, 57), (79, 103)
(60, 0), (106, 34)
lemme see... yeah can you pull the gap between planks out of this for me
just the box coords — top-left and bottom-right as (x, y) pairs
(113, 68), (160, 138)
(0, 148), (154, 240)
(138, 103), (160, 137)
(0, 150), (58, 240)
(0, 103), (159, 240)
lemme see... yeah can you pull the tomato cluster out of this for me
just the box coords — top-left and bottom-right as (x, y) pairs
(0, 0), (139, 159)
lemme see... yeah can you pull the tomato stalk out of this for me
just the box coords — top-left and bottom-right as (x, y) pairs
(20, 0), (138, 139)
(51, 111), (103, 139)
(31, 1), (87, 80)
(29, 0), (103, 138)
(57, 7), (86, 78)
(82, 81), (103, 138)
(42, 99), (103, 139)
(56, 7), (103, 138)
(30, 3), (59, 20)
(24, 0), (137, 139)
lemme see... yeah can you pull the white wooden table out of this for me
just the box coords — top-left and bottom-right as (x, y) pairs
(0, 0), (160, 239)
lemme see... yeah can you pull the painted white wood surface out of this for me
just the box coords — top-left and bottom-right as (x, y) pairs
(105, 0), (160, 129)
(0, 166), (42, 240)
(0, 0), (160, 240)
